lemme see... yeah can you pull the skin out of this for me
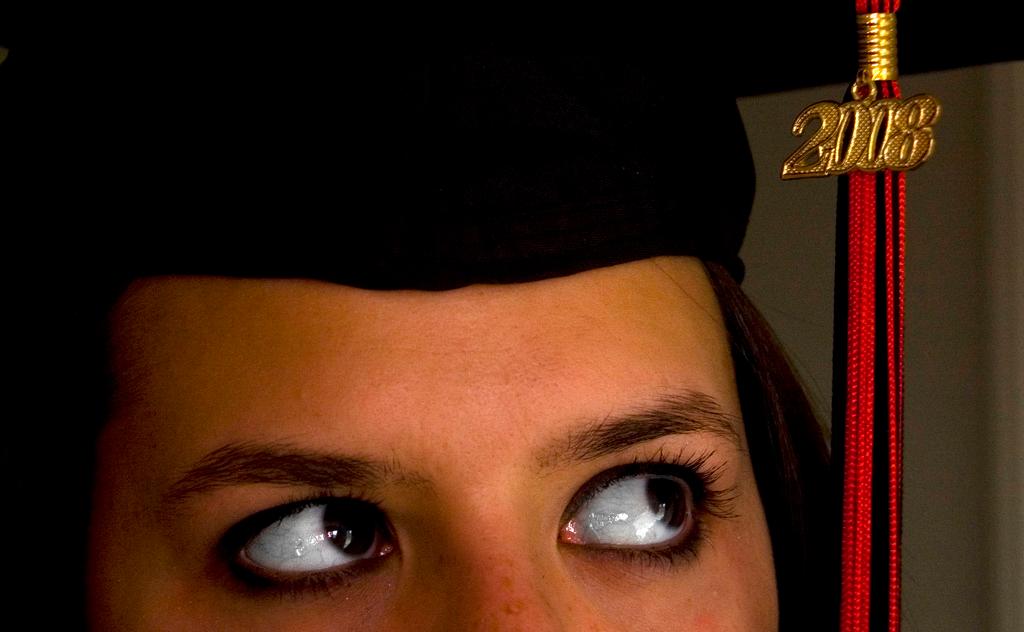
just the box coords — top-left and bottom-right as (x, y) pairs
(89, 256), (778, 631)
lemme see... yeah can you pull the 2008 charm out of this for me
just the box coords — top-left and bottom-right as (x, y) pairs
(781, 91), (941, 180)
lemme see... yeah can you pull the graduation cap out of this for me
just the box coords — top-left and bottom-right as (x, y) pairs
(1, 4), (1019, 630)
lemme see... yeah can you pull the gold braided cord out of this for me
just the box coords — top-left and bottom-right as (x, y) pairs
(857, 13), (899, 81)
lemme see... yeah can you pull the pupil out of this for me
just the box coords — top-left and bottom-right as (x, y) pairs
(323, 501), (378, 556)
(645, 477), (687, 528)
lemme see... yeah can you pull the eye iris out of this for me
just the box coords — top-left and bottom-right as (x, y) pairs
(646, 476), (687, 530)
(323, 501), (378, 556)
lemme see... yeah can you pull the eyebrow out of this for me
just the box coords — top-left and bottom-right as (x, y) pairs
(162, 390), (741, 506)
(534, 390), (743, 470)
(162, 442), (414, 508)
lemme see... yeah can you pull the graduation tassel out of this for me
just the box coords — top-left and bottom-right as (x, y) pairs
(844, 7), (904, 631)
(781, 3), (940, 630)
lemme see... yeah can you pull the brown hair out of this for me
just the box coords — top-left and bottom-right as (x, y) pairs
(705, 261), (835, 630)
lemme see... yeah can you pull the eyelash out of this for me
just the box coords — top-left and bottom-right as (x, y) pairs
(634, 446), (738, 521)
(218, 449), (738, 596)
(236, 562), (363, 601)
(561, 447), (738, 570)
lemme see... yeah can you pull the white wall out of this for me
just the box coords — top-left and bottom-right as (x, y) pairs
(738, 61), (1023, 632)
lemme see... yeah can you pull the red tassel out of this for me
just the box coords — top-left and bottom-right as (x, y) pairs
(840, 3), (904, 631)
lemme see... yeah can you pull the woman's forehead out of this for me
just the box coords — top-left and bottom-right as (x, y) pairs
(104, 256), (741, 475)
(112, 256), (725, 354)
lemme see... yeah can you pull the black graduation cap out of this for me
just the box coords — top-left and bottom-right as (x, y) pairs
(4, 6), (1018, 285)
(6, 47), (751, 288)
(1, 6), (1017, 288)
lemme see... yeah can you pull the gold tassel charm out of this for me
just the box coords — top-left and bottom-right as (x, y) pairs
(781, 13), (941, 180)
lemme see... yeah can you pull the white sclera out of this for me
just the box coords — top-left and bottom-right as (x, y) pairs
(244, 504), (367, 573)
(575, 476), (690, 546)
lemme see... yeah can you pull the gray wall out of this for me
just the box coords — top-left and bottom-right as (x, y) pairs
(738, 62), (1023, 632)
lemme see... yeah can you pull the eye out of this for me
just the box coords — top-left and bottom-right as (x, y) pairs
(223, 497), (395, 584)
(559, 466), (697, 549)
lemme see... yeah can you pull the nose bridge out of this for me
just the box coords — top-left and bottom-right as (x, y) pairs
(440, 539), (566, 631)
(408, 485), (580, 632)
